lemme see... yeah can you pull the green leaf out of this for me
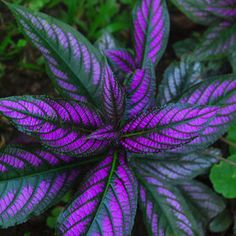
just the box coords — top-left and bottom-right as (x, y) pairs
(6, 3), (105, 106)
(210, 154), (236, 198)
(227, 123), (236, 155)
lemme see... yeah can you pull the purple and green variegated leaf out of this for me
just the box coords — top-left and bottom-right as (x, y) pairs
(103, 65), (125, 124)
(88, 125), (117, 141)
(130, 148), (219, 183)
(138, 177), (199, 236)
(0, 145), (85, 228)
(179, 181), (225, 232)
(132, 0), (170, 66)
(121, 104), (218, 154)
(7, 3), (105, 105)
(157, 61), (203, 106)
(57, 150), (138, 236)
(206, 1), (236, 20)
(105, 49), (136, 74)
(126, 61), (155, 117)
(0, 96), (109, 156)
(95, 32), (117, 52)
(170, 0), (220, 25)
(190, 22), (236, 61)
(178, 75), (236, 151)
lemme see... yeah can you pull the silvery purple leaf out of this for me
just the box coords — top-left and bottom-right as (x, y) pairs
(138, 179), (198, 235)
(170, 0), (220, 25)
(133, 0), (170, 66)
(157, 61), (203, 105)
(0, 96), (109, 156)
(103, 65), (125, 124)
(179, 181), (225, 227)
(95, 32), (117, 52)
(121, 104), (218, 154)
(126, 61), (155, 117)
(105, 49), (136, 73)
(206, 1), (236, 20)
(0, 145), (80, 228)
(57, 150), (138, 236)
(190, 21), (236, 61)
(130, 149), (218, 183)
(179, 75), (236, 150)
(7, 3), (105, 105)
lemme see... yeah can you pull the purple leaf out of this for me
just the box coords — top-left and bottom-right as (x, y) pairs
(57, 150), (138, 236)
(133, 0), (170, 66)
(178, 75), (236, 150)
(105, 49), (136, 73)
(0, 145), (80, 228)
(103, 65), (125, 124)
(88, 125), (117, 141)
(170, 0), (220, 25)
(130, 148), (219, 182)
(179, 181), (225, 225)
(121, 104), (218, 153)
(138, 179), (198, 235)
(207, 2), (236, 19)
(157, 61), (203, 105)
(126, 61), (155, 117)
(95, 32), (117, 52)
(0, 96), (109, 156)
(190, 21), (236, 61)
(7, 3), (105, 105)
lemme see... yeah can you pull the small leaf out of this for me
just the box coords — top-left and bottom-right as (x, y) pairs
(105, 49), (136, 73)
(94, 32), (117, 52)
(121, 104), (218, 153)
(57, 150), (138, 235)
(132, 0), (170, 66)
(0, 145), (81, 228)
(0, 96), (109, 156)
(210, 154), (236, 198)
(209, 209), (232, 233)
(7, 3), (105, 105)
(157, 60), (203, 105)
(190, 22), (236, 61)
(102, 65), (125, 124)
(126, 61), (155, 117)
(130, 149), (219, 182)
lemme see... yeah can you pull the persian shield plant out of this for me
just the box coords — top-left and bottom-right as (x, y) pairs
(0, 0), (236, 235)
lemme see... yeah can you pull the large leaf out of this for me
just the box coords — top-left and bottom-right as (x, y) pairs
(170, 0), (220, 25)
(130, 149), (219, 183)
(57, 150), (138, 236)
(121, 104), (218, 153)
(138, 179), (199, 236)
(0, 145), (84, 228)
(132, 0), (170, 66)
(0, 96), (109, 156)
(7, 3), (105, 105)
(102, 65), (125, 124)
(190, 22), (236, 61)
(126, 61), (155, 117)
(179, 75), (236, 151)
(157, 61), (203, 105)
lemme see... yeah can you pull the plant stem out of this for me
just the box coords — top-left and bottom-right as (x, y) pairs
(216, 156), (236, 167)
(220, 137), (236, 149)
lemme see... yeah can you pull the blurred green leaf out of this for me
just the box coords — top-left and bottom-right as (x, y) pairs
(227, 123), (236, 155)
(210, 154), (236, 198)
(46, 207), (63, 229)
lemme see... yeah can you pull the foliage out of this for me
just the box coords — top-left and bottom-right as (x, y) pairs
(0, 0), (236, 235)
(171, 0), (236, 64)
